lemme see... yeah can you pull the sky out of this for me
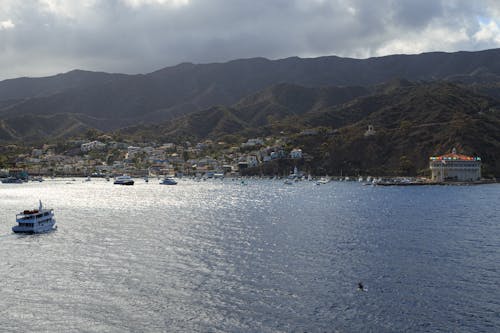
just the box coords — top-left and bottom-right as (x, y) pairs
(1, 0), (500, 79)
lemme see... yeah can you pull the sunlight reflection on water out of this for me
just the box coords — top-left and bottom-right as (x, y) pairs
(0, 179), (498, 332)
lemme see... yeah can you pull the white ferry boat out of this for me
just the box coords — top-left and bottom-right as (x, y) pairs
(114, 175), (134, 185)
(13, 201), (56, 234)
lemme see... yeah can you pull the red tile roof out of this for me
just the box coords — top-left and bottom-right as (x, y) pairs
(429, 153), (480, 161)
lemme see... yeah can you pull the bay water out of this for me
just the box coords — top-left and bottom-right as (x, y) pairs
(0, 179), (498, 332)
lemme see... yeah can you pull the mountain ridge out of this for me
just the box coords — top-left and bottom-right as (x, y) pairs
(0, 49), (499, 176)
(116, 80), (500, 176)
(2, 48), (500, 133)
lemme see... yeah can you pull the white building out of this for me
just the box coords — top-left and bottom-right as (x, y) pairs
(290, 148), (303, 159)
(31, 149), (43, 157)
(242, 138), (264, 148)
(81, 141), (106, 152)
(126, 146), (142, 159)
(364, 125), (376, 137)
(300, 129), (319, 136)
(247, 155), (259, 168)
(429, 148), (481, 182)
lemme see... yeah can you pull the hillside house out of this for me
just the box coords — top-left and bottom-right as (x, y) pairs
(81, 141), (106, 152)
(290, 149), (303, 159)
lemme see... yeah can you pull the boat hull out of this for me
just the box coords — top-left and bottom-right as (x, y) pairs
(12, 220), (56, 234)
(114, 181), (134, 185)
(160, 177), (177, 185)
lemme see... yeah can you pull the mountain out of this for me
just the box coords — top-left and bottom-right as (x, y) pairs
(0, 113), (103, 142)
(117, 83), (371, 140)
(0, 70), (128, 101)
(119, 80), (500, 177)
(301, 82), (500, 176)
(231, 83), (370, 127)
(2, 48), (500, 135)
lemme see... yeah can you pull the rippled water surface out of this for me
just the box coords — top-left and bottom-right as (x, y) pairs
(0, 179), (498, 332)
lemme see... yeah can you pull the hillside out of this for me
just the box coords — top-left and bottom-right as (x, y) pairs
(301, 82), (500, 176)
(1, 49), (499, 176)
(117, 83), (370, 140)
(119, 81), (500, 177)
(0, 113), (104, 142)
(2, 48), (500, 135)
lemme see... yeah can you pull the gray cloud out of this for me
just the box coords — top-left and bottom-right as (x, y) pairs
(0, 0), (500, 79)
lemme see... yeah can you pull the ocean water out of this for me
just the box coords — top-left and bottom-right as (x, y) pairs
(0, 178), (498, 332)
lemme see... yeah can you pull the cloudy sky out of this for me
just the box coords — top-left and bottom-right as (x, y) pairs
(1, 0), (500, 79)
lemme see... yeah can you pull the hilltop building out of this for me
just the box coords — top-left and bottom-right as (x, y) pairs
(429, 148), (481, 182)
(364, 125), (376, 137)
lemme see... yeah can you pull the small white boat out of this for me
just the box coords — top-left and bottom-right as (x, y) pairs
(316, 176), (331, 185)
(160, 177), (177, 185)
(13, 200), (56, 234)
(114, 175), (134, 185)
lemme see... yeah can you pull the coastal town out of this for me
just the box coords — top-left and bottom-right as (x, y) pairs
(0, 135), (307, 179)
(0, 132), (490, 185)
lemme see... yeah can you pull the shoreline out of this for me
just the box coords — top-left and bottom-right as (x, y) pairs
(374, 179), (497, 186)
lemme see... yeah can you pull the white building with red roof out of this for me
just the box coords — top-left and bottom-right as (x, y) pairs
(429, 148), (481, 182)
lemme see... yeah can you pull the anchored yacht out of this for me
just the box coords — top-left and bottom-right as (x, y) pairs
(114, 175), (134, 185)
(160, 177), (177, 185)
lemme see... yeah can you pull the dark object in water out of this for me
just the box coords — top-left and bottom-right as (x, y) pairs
(358, 282), (364, 291)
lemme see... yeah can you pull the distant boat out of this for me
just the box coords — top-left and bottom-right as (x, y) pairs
(114, 175), (134, 185)
(1, 177), (24, 184)
(160, 177), (177, 185)
(288, 166), (301, 180)
(316, 176), (331, 185)
(213, 172), (224, 179)
(12, 200), (56, 234)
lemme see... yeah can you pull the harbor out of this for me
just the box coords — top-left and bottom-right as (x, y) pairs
(0, 178), (498, 332)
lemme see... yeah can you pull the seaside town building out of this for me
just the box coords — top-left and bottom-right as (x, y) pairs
(81, 140), (106, 152)
(429, 148), (481, 182)
(242, 138), (264, 148)
(290, 148), (303, 159)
